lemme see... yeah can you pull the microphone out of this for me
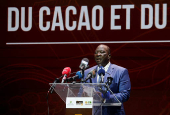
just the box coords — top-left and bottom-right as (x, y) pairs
(83, 69), (96, 82)
(106, 77), (113, 86)
(61, 67), (71, 83)
(101, 77), (113, 100)
(79, 58), (89, 70)
(98, 66), (105, 83)
(67, 71), (82, 81)
(79, 58), (89, 81)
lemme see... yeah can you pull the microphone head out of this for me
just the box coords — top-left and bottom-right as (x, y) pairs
(98, 66), (105, 76)
(79, 58), (89, 70)
(83, 58), (89, 63)
(90, 69), (96, 78)
(62, 67), (71, 77)
(76, 71), (83, 79)
(107, 77), (113, 85)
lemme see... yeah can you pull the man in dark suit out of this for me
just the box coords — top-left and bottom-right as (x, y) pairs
(84, 44), (131, 115)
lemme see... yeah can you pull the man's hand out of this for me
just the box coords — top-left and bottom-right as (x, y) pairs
(96, 90), (110, 100)
(102, 91), (110, 100)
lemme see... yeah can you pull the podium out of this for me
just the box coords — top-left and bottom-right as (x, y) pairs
(49, 83), (121, 115)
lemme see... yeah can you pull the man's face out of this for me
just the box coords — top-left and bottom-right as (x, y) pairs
(94, 45), (110, 67)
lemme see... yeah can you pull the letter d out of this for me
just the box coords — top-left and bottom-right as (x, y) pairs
(141, 4), (153, 29)
(8, 7), (19, 31)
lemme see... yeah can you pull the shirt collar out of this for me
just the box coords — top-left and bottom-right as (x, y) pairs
(104, 62), (110, 72)
(97, 62), (110, 72)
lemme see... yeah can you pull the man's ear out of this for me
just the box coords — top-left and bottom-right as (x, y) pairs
(108, 54), (111, 59)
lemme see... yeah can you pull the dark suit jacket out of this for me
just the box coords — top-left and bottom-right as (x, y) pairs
(84, 63), (131, 115)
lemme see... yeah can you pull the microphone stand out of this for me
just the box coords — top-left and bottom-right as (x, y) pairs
(80, 69), (84, 83)
(94, 77), (113, 115)
(46, 76), (61, 115)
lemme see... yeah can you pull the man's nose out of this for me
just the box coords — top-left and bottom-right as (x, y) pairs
(97, 52), (101, 56)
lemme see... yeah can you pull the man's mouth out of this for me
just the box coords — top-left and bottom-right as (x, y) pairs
(96, 58), (102, 62)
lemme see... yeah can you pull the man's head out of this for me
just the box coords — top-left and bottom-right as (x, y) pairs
(94, 44), (111, 67)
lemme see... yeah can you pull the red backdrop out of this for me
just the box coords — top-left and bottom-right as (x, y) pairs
(1, 0), (170, 115)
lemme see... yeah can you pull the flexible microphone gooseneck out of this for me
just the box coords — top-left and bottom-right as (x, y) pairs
(66, 71), (82, 82)
(82, 69), (96, 83)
